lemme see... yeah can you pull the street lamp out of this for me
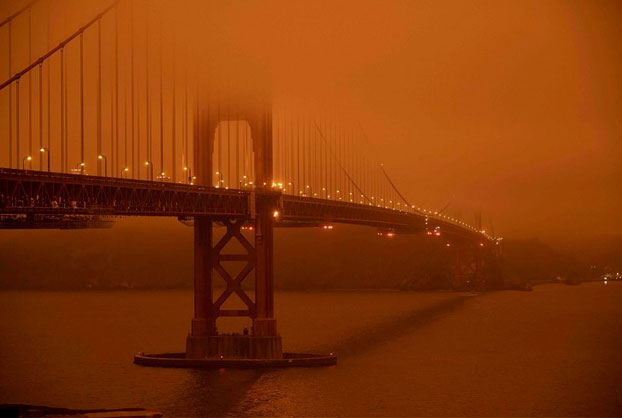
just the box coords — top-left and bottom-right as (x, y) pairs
(122, 167), (129, 178)
(215, 171), (224, 188)
(39, 147), (50, 172)
(98, 154), (107, 177)
(76, 162), (85, 175)
(22, 155), (32, 170)
(183, 166), (192, 184)
(144, 160), (153, 181)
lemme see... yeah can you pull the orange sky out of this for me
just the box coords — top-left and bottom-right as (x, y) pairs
(1, 0), (620, 239)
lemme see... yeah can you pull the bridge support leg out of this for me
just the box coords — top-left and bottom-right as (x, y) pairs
(185, 216), (217, 358)
(248, 109), (281, 356)
(453, 245), (464, 290)
(253, 194), (279, 340)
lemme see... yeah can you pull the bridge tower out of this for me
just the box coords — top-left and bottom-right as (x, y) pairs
(185, 84), (283, 359)
(452, 241), (503, 290)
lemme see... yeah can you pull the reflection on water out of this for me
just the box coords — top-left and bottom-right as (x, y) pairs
(1, 283), (621, 416)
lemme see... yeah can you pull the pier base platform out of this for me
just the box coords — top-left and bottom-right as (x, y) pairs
(133, 352), (337, 368)
(185, 334), (283, 360)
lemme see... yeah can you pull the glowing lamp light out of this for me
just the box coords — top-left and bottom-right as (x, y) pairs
(273, 210), (280, 218)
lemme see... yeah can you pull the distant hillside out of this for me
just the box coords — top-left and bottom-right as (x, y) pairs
(0, 218), (600, 290)
(500, 238), (587, 285)
(553, 234), (622, 272)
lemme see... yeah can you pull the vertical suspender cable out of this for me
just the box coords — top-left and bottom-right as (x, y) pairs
(80, 32), (85, 172)
(309, 114), (312, 194)
(171, 36), (176, 182)
(16, 79), (20, 165)
(296, 117), (305, 194)
(285, 110), (289, 192)
(124, 72), (128, 170)
(315, 113), (319, 195)
(130, 2), (135, 177)
(159, 17), (164, 177)
(217, 92), (221, 186)
(227, 89), (230, 188)
(330, 116), (334, 198)
(39, 63), (42, 169)
(194, 77), (198, 184)
(60, 48), (64, 172)
(28, 8), (32, 158)
(146, 15), (150, 177)
(236, 98), (239, 187)
(283, 110), (287, 191)
(64, 46), (68, 172)
(114, 6), (119, 176)
(110, 75), (113, 174)
(46, 0), (50, 168)
(345, 126), (348, 199)
(243, 105), (247, 183)
(184, 50), (188, 173)
(97, 19), (102, 174)
(303, 114), (307, 192)
(129, 2), (135, 178)
(275, 108), (279, 184)
(282, 110), (285, 186)
(325, 116), (329, 197)
(326, 117), (330, 197)
(8, 21), (12, 167)
(337, 120), (341, 198)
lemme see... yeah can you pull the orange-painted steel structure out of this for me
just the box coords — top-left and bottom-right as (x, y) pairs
(0, 0), (501, 366)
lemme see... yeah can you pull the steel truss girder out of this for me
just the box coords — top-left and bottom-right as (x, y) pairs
(1, 168), (490, 243)
(0, 168), (249, 217)
(212, 219), (256, 318)
(281, 195), (425, 231)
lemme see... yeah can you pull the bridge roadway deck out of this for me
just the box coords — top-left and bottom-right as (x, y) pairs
(0, 168), (488, 241)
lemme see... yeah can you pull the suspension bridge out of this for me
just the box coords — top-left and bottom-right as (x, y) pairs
(0, 0), (501, 366)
